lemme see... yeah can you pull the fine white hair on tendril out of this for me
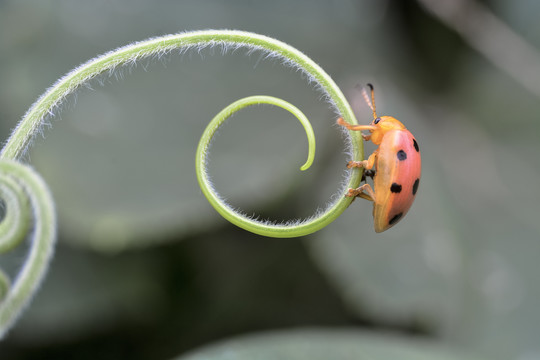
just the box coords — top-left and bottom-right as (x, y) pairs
(14, 33), (341, 154)
(6, 30), (356, 230)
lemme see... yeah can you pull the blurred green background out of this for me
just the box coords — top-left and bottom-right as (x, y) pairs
(1, 0), (540, 359)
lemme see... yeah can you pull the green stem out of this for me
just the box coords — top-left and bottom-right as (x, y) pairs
(1, 30), (363, 238)
(197, 95), (318, 234)
(0, 160), (56, 338)
(198, 96), (316, 173)
(198, 95), (343, 237)
(0, 30), (364, 336)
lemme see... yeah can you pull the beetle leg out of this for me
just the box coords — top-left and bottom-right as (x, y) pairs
(346, 183), (376, 202)
(337, 118), (376, 132)
(363, 152), (377, 169)
(347, 151), (376, 170)
(347, 160), (367, 169)
(337, 117), (372, 141)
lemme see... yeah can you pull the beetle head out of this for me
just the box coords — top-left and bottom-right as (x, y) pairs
(368, 116), (406, 145)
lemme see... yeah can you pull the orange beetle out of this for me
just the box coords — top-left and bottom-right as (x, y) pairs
(337, 84), (421, 232)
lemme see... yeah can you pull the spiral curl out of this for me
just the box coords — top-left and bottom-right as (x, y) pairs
(0, 30), (365, 337)
(0, 160), (56, 338)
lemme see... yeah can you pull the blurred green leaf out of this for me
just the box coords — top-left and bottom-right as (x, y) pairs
(176, 329), (483, 360)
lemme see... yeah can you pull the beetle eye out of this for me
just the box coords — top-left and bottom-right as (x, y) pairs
(374, 117), (381, 124)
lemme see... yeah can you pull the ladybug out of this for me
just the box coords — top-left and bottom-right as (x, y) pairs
(337, 84), (421, 232)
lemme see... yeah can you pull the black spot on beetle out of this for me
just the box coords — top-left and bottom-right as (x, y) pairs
(397, 150), (407, 161)
(390, 183), (402, 193)
(413, 138), (419, 152)
(412, 178), (420, 195)
(389, 212), (403, 225)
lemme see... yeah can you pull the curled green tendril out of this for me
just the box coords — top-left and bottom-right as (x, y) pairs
(1, 30), (363, 239)
(196, 96), (317, 234)
(0, 171), (31, 253)
(0, 160), (56, 338)
(197, 95), (345, 237)
(0, 30), (364, 336)
(197, 95), (316, 172)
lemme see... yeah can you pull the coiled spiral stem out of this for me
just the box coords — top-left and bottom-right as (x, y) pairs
(0, 30), (364, 337)
(0, 160), (56, 338)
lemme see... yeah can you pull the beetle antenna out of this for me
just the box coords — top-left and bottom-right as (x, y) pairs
(361, 86), (373, 112)
(365, 83), (378, 120)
